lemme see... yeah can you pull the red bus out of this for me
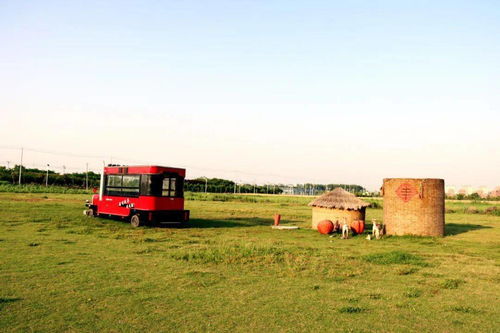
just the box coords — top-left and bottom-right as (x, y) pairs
(84, 165), (189, 227)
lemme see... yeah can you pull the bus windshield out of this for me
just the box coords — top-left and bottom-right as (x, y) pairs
(140, 174), (184, 198)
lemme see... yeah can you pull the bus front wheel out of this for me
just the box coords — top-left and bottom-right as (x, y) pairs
(130, 214), (143, 228)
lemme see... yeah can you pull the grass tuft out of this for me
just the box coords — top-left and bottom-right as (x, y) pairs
(367, 293), (382, 300)
(338, 306), (366, 314)
(449, 306), (481, 314)
(362, 251), (427, 266)
(397, 267), (419, 275)
(404, 288), (422, 298)
(441, 279), (465, 290)
(169, 244), (291, 265)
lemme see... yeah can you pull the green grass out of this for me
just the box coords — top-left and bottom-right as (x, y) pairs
(441, 279), (466, 290)
(0, 192), (499, 332)
(361, 251), (428, 266)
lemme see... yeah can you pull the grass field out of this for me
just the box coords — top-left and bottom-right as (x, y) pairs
(1, 192), (499, 332)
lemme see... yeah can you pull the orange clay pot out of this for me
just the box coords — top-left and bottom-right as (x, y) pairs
(317, 220), (334, 234)
(350, 220), (365, 235)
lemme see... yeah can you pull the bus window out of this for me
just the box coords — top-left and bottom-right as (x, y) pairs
(106, 175), (123, 196)
(162, 176), (184, 197)
(123, 175), (140, 187)
(121, 175), (140, 196)
(105, 174), (140, 197)
(139, 174), (183, 197)
(162, 177), (176, 197)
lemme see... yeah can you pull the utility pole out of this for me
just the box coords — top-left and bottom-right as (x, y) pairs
(46, 164), (50, 186)
(18, 148), (23, 185)
(85, 163), (89, 190)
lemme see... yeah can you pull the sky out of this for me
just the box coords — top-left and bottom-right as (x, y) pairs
(0, 0), (499, 190)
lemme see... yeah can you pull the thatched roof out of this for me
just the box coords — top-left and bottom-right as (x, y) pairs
(308, 187), (370, 210)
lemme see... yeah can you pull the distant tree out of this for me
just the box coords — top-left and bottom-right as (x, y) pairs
(467, 193), (481, 200)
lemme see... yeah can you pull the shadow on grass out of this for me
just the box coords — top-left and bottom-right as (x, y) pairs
(187, 217), (298, 228)
(0, 297), (22, 309)
(445, 223), (491, 236)
(94, 215), (299, 229)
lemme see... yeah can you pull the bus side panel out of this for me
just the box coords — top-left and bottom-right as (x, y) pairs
(134, 196), (184, 211)
(95, 195), (133, 217)
(95, 196), (184, 216)
(154, 197), (184, 211)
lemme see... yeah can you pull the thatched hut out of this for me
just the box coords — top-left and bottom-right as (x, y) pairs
(309, 187), (370, 229)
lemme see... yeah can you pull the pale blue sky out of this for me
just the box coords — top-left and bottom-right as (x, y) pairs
(1, 1), (499, 190)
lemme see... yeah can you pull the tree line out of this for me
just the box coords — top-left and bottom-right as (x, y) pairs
(184, 178), (284, 194)
(0, 166), (100, 188)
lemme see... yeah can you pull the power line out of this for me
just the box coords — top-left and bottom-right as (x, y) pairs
(0, 146), (298, 182)
(0, 145), (351, 186)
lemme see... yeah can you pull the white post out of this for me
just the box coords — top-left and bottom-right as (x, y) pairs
(99, 162), (105, 201)
(46, 164), (49, 186)
(204, 178), (208, 193)
(18, 148), (23, 185)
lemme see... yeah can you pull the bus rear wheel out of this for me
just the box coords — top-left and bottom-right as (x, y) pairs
(130, 214), (143, 228)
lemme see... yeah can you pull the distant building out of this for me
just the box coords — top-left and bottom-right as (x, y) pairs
(489, 186), (500, 198)
(447, 185), (498, 198)
(476, 186), (491, 198)
(280, 185), (295, 195)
